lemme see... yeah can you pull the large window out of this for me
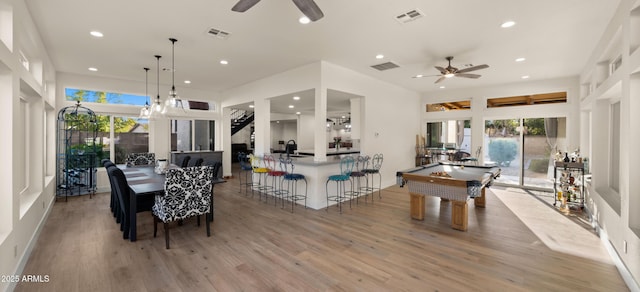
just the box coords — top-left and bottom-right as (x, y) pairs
(94, 114), (149, 165)
(65, 88), (147, 106)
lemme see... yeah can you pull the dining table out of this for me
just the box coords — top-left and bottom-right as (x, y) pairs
(120, 164), (226, 242)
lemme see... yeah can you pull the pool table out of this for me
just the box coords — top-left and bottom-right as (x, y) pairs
(396, 163), (500, 231)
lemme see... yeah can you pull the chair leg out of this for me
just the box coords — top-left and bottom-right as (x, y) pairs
(164, 222), (170, 249)
(206, 214), (211, 237)
(153, 215), (158, 238)
(197, 216), (201, 226)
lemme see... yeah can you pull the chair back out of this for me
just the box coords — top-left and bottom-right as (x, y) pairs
(249, 154), (269, 173)
(203, 160), (222, 178)
(108, 167), (131, 214)
(154, 166), (213, 223)
(178, 155), (191, 168)
(125, 152), (155, 166)
(475, 146), (482, 158)
(370, 153), (383, 170)
(280, 157), (294, 173)
(339, 156), (355, 176)
(188, 157), (204, 167)
(238, 152), (251, 169)
(263, 155), (277, 170)
(355, 155), (369, 172)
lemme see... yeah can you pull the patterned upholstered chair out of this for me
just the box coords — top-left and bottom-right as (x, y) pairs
(326, 156), (354, 213)
(152, 166), (213, 249)
(125, 152), (156, 166)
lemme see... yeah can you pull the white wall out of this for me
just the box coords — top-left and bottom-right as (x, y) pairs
(0, 1), (57, 291)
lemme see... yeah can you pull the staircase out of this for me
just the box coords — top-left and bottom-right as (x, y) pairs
(231, 109), (254, 135)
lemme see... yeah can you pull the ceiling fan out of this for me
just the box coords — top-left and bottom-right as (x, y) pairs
(231, 0), (324, 22)
(415, 56), (489, 83)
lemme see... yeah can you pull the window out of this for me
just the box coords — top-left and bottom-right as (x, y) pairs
(65, 88), (147, 106)
(486, 92), (566, 108)
(426, 100), (470, 112)
(113, 116), (149, 164)
(171, 119), (192, 151)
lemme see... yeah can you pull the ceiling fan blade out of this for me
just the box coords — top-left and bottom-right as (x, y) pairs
(456, 64), (489, 74)
(456, 73), (482, 79)
(434, 76), (446, 83)
(434, 66), (448, 75)
(231, 0), (261, 12)
(292, 0), (324, 21)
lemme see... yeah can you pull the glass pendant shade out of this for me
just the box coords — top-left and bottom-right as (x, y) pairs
(150, 55), (164, 117)
(163, 37), (184, 113)
(139, 67), (151, 118)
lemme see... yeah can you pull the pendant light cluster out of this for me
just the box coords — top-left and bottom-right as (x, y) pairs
(138, 37), (184, 118)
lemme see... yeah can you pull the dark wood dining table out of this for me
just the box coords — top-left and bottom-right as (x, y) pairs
(120, 164), (226, 242)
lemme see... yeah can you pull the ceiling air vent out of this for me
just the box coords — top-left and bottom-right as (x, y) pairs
(371, 62), (400, 71)
(207, 27), (231, 39)
(395, 9), (424, 23)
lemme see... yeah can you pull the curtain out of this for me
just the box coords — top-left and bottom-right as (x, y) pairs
(456, 120), (464, 150)
(544, 118), (558, 166)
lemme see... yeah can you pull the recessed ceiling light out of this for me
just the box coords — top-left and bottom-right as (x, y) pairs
(296, 112), (301, 115)
(220, 60), (228, 65)
(521, 75), (530, 79)
(341, 115), (346, 119)
(376, 54), (384, 59)
(293, 96), (300, 100)
(414, 74), (424, 78)
(515, 57), (526, 62)
(88, 67), (98, 71)
(248, 104), (254, 108)
(288, 105), (294, 108)
(184, 80), (191, 84)
(299, 16), (310, 24)
(439, 86), (445, 89)
(501, 21), (516, 28)
(90, 31), (103, 37)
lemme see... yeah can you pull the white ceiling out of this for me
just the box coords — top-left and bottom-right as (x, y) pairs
(25, 0), (619, 107)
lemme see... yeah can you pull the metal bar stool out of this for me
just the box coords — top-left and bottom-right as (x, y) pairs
(249, 154), (271, 201)
(265, 154), (286, 205)
(361, 153), (383, 200)
(326, 156), (354, 213)
(346, 155), (369, 205)
(280, 157), (308, 212)
(237, 152), (254, 195)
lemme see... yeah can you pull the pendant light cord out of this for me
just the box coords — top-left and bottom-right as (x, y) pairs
(155, 55), (161, 103)
(169, 38), (177, 94)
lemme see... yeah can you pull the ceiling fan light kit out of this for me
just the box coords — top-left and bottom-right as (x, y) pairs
(232, 0), (324, 22)
(421, 56), (489, 84)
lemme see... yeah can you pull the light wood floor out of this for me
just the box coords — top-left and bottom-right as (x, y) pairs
(15, 172), (628, 291)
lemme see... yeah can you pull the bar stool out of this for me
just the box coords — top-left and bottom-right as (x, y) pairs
(264, 154), (286, 205)
(346, 155), (369, 204)
(362, 153), (383, 199)
(249, 154), (271, 201)
(326, 156), (354, 213)
(237, 152), (254, 195)
(280, 158), (307, 212)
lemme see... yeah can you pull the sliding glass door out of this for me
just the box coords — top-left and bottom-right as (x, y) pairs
(485, 117), (565, 189)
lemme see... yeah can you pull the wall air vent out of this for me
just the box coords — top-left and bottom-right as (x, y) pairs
(207, 27), (231, 39)
(395, 9), (424, 23)
(371, 62), (400, 71)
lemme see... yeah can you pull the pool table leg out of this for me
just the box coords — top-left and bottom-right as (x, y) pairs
(451, 200), (468, 231)
(474, 187), (486, 208)
(409, 193), (425, 220)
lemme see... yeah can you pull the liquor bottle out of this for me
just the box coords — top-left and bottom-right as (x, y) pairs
(564, 152), (570, 162)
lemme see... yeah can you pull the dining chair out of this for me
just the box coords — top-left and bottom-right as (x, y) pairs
(178, 155), (191, 168)
(108, 167), (155, 239)
(152, 166), (214, 249)
(362, 153), (383, 199)
(125, 152), (156, 166)
(280, 157), (307, 212)
(326, 156), (354, 213)
(203, 160), (222, 220)
(188, 157), (204, 167)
